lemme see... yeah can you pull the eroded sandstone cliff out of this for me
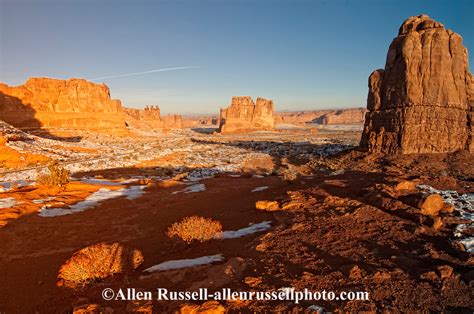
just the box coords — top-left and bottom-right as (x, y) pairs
(0, 78), (127, 134)
(219, 96), (275, 133)
(123, 105), (184, 130)
(274, 108), (366, 125)
(360, 15), (473, 154)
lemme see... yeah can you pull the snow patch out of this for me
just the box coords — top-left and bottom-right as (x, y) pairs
(143, 254), (224, 273)
(306, 305), (325, 313)
(0, 180), (33, 192)
(32, 196), (56, 204)
(78, 178), (126, 186)
(0, 197), (16, 209)
(251, 186), (269, 192)
(221, 221), (271, 239)
(38, 185), (146, 217)
(172, 183), (206, 194)
(417, 185), (474, 253)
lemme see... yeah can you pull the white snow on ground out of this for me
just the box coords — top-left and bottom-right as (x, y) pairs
(251, 186), (269, 192)
(306, 305), (325, 313)
(38, 185), (146, 217)
(143, 254), (224, 273)
(418, 185), (474, 253)
(32, 196), (56, 204)
(0, 180), (33, 192)
(221, 221), (271, 239)
(0, 197), (16, 209)
(77, 178), (126, 186)
(172, 183), (206, 194)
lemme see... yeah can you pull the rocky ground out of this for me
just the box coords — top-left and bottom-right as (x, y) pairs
(0, 123), (473, 313)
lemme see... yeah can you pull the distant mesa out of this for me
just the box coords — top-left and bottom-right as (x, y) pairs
(273, 108), (366, 125)
(0, 77), (128, 135)
(218, 96), (275, 133)
(360, 14), (474, 154)
(123, 105), (184, 130)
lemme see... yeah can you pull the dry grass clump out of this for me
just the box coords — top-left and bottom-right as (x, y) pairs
(282, 168), (298, 182)
(36, 161), (70, 188)
(57, 242), (144, 288)
(167, 216), (223, 243)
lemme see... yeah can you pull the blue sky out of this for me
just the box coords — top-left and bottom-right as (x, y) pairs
(1, 0), (472, 114)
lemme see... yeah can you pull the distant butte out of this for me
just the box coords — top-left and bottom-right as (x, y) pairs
(218, 96), (275, 133)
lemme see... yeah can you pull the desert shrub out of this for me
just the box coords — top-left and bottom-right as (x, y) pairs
(167, 216), (223, 243)
(282, 168), (298, 182)
(36, 161), (70, 188)
(58, 242), (144, 288)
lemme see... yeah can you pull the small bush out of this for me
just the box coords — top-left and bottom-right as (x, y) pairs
(58, 242), (144, 288)
(167, 216), (223, 243)
(36, 161), (70, 188)
(282, 168), (298, 182)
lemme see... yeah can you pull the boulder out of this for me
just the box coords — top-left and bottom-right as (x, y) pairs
(255, 200), (280, 211)
(219, 96), (275, 133)
(419, 194), (445, 216)
(360, 15), (473, 154)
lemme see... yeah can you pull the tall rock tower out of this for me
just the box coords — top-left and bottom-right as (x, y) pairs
(360, 15), (473, 154)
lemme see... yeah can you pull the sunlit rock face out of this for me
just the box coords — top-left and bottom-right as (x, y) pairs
(360, 15), (474, 154)
(0, 77), (127, 134)
(219, 96), (275, 133)
(123, 106), (184, 130)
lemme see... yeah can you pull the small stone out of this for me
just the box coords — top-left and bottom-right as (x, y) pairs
(255, 200), (280, 211)
(436, 265), (453, 279)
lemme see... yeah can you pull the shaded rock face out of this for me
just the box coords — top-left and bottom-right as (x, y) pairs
(123, 106), (183, 130)
(218, 96), (275, 133)
(0, 78), (127, 133)
(360, 15), (474, 154)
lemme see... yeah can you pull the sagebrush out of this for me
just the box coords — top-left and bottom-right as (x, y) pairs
(57, 242), (144, 288)
(167, 216), (223, 243)
(36, 161), (70, 188)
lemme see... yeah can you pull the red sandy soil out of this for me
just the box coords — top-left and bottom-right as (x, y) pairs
(0, 152), (473, 312)
(0, 182), (126, 227)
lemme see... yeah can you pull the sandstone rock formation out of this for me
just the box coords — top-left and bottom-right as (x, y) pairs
(274, 110), (332, 125)
(123, 105), (184, 130)
(0, 78), (127, 134)
(315, 108), (366, 125)
(162, 114), (184, 129)
(218, 96), (275, 133)
(274, 108), (366, 125)
(360, 15), (474, 154)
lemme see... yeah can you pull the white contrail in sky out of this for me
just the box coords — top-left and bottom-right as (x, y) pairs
(90, 66), (199, 81)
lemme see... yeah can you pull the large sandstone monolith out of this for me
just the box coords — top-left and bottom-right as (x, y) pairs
(360, 15), (473, 154)
(0, 77), (128, 134)
(218, 96), (275, 133)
